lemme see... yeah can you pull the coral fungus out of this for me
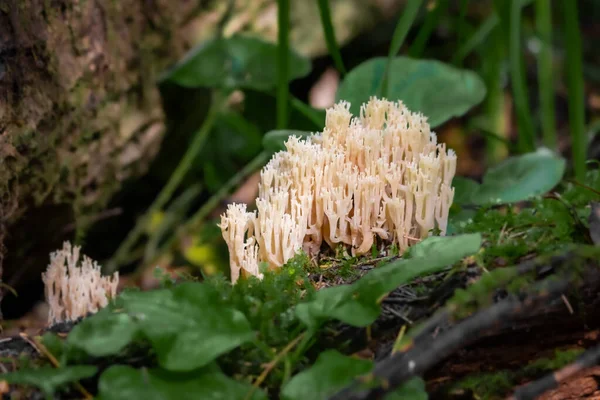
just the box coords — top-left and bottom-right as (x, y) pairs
(42, 242), (119, 324)
(219, 98), (457, 283)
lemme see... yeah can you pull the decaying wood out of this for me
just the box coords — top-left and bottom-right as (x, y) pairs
(330, 253), (600, 400)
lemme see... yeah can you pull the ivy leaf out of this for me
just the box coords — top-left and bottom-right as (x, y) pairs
(262, 130), (314, 154)
(67, 309), (138, 357)
(337, 57), (486, 127)
(162, 35), (311, 91)
(454, 149), (566, 205)
(295, 234), (482, 329)
(119, 282), (254, 371)
(281, 350), (373, 400)
(0, 366), (97, 398)
(97, 365), (267, 400)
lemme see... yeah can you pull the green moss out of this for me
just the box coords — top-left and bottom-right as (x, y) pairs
(523, 348), (584, 374)
(452, 168), (599, 271)
(451, 347), (585, 399)
(454, 371), (514, 400)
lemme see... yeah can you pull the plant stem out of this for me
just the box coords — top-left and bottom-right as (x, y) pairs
(455, 0), (470, 66)
(247, 332), (305, 398)
(509, 0), (536, 153)
(455, 0), (541, 65)
(316, 0), (347, 76)
(107, 93), (224, 273)
(186, 151), (270, 231)
(482, 26), (509, 163)
(381, 0), (423, 98)
(535, 0), (557, 150)
(290, 96), (326, 128)
(453, 13), (498, 65)
(562, 0), (586, 180)
(151, 151), (270, 264)
(277, 0), (290, 129)
(409, 0), (449, 58)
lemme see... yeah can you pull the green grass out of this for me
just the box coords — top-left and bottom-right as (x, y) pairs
(535, 0), (557, 150)
(562, 0), (586, 180)
(277, 0), (291, 129)
(316, 0), (347, 76)
(381, 0), (423, 98)
(509, 0), (536, 153)
(409, 0), (449, 58)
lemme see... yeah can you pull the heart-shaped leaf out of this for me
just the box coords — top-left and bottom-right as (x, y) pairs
(281, 351), (373, 400)
(119, 283), (254, 371)
(454, 149), (566, 205)
(295, 234), (482, 328)
(337, 57), (486, 127)
(0, 366), (97, 397)
(67, 309), (137, 357)
(162, 35), (311, 91)
(65, 283), (254, 372)
(97, 366), (267, 400)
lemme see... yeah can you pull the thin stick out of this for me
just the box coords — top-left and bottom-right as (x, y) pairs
(21, 334), (93, 400)
(245, 333), (305, 399)
(509, 344), (600, 400)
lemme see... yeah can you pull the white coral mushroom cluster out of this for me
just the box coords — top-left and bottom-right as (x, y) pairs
(219, 98), (457, 283)
(42, 242), (119, 324)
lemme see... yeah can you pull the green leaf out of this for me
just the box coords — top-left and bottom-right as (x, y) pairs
(120, 282), (254, 371)
(452, 177), (480, 205)
(296, 234), (481, 328)
(262, 130), (313, 154)
(67, 309), (138, 357)
(0, 366), (97, 397)
(384, 377), (428, 400)
(162, 35), (311, 91)
(243, 90), (325, 133)
(454, 149), (566, 205)
(97, 365), (267, 400)
(337, 57), (486, 127)
(281, 350), (373, 400)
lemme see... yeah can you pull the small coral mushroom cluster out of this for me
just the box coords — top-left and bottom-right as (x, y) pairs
(42, 242), (119, 324)
(219, 98), (457, 283)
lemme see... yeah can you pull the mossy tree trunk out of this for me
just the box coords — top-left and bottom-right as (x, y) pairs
(0, 0), (205, 318)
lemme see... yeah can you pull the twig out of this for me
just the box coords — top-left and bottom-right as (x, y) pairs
(245, 333), (305, 400)
(20, 334), (93, 400)
(329, 277), (570, 400)
(509, 344), (600, 400)
(566, 179), (600, 196)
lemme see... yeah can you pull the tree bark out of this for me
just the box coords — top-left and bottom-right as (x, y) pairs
(0, 0), (203, 317)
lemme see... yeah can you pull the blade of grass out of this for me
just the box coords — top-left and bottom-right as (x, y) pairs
(107, 93), (224, 273)
(535, 0), (557, 150)
(277, 0), (290, 129)
(455, 0), (470, 66)
(481, 26), (509, 163)
(509, 0), (535, 153)
(316, 0), (347, 76)
(562, 0), (586, 180)
(154, 151), (270, 261)
(409, 0), (449, 58)
(380, 0), (423, 98)
(452, 13), (498, 65)
(453, 0), (535, 69)
(290, 96), (326, 128)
